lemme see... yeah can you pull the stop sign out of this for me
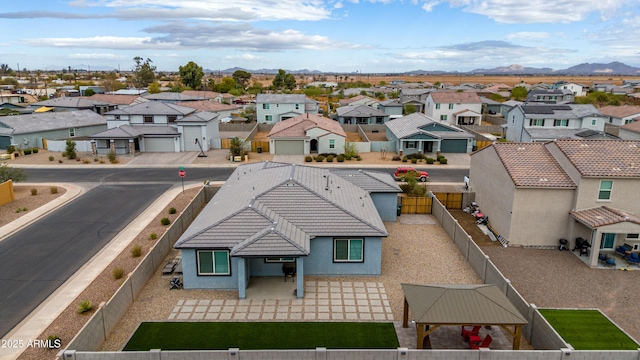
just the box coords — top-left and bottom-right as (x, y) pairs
(178, 169), (186, 178)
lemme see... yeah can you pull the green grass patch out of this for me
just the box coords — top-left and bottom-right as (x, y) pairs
(124, 322), (399, 351)
(539, 309), (639, 350)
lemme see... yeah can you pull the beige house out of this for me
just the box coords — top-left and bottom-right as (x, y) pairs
(268, 113), (346, 155)
(470, 140), (640, 267)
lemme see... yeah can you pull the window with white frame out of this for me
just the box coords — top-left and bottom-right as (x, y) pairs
(440, 115), (447, 121)
(625, 119), (634, 124)
(334, 238), (363, 262)
(144, 115), (153, 123)
(553, 119), (568, 127)
(406, 141), (416, 149)
(69, 128), (75, 137)
(329, 139), (335, 149)
(598, 180), (613, 200)
(265, 257), (295, 263)
(295, 104), (299, 110)
(448, 103), (454, 109)
(265, 115), (272, 122)
(435, 103), (441, 109)
(262, 104), (270, 109)
(591, 119), (597, 126)
(529, 119), (544, 126)
(197, 250), (230, 275)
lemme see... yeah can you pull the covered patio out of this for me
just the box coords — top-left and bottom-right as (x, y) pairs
(401, 283), (528, 350)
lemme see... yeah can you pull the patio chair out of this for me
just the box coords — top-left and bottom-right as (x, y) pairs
(169, 277), (183, 290)
(625, 253), (640, 266)
(461, 326), (481, 341)
(615, 244), (633, 258)
(470, 334), (492, 349)
(282, 262), (296, 282)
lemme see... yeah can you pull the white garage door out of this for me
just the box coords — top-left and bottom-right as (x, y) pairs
(183, 127), (202, 152)
(144, 137), (175, 152)
(274, 140), (304, 155)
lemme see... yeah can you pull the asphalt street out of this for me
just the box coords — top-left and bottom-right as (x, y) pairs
(0, 183), (171, 338)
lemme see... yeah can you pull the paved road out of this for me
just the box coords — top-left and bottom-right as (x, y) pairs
(0, 183), (171, 338)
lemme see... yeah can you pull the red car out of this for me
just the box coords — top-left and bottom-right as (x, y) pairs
(394, 167), (428, 182)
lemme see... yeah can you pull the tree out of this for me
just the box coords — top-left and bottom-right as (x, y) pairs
(101, 71), (124, 93)
(178, 61), (204, 89)
(213, 77), (237, 93)
(229, 137), (248, 157)
(510, 86), (528, 101)
(84, 88), (96, 96)
(0, 64), (13, 76)
(148, 82), (162, 94)
(403, 104), (416, 115)
(232, 70), (252, 89)
(272, 69), (287, 89)
(284, 73), (296, 90)
(343, 142), (358, 159)
(0, 163), (27, 182)
(65, 139), (77, 160)
(132, 57), (156, 88)
(247, 79), (264, 95)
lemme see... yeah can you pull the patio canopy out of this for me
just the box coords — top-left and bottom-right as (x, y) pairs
(401, 283), (528, 350)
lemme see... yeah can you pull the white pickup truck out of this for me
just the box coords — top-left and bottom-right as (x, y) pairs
(464, 176), (469, 189)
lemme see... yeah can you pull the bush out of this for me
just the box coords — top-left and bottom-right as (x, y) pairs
(107, 150), (117, 164)
(305, 156), (313, 162)
(437, 155), (445, 162)
(168, 207), (177, 214)
(82, 159), (90, 164)
(32, 148), (39, 154)
(149, 232), (158, 240)
(161, 217), (171, 226)
(130, 245), (142, 258)
(48, 156), (54, 161)
(411, 158), (417, 164)
(392, 155), (401, 161)
(426, 157), (434, 164)
(15, 208), (21, 213)
(112, 267), (124, 280)
(356, 155), (362, 161)
(337, 154), (345, 162)
(439, 158), (448, 164)
(46, 335), (60, 349)
(30, 188), (37, 196)
(65, 139), (77, 160)
(77, 300), (93, 314)
(94, 157), (99, 162)
(402, 156), (408, 162)
(22, 207), (27, 211)
(58, 159), (63, 163)
(24, 149), (32, 155)
(50, 186), (58, 194)
(7, 145), (15, 154)
(315, 155), (325, 162)
(326, 155), (334, 162)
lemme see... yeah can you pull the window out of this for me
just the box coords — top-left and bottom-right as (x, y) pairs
(435, 103), (441, 109)
(448, 103), (454, 109)
(529, 119), (544, 126)
(598, 180), (613, 200)
(334, 239), (363, 262)
(69, 128), (75, 137)
(143, 115), (153, 124)
(329, 139), (335, 149)
(265, 257), (295, 263)
(625, 119), (634, 124)
(295, 104), (299, 110)
(265, 115), (272, 122)
(627, 234), (639, 242)
(553, 119), (568, 127)
(591, 119), (597, 126)
(356, 118), (368, 124)
(167, 115), (177, 123)
(114, 115), (121, 121)
(262, 104), (270, 109)
(406, 141), (416, 149)
(440, 115), (448, 121)
(376, 117), (384, 124)
(197, 250), (230, 275)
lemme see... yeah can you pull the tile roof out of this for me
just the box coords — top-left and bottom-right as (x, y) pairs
(0, 110), (106, 134)
(570, 206), (640, 228)
(329, 169), (401, 193)
(175, 100), (240, 112)
(268, 113), (346, 138)
(339, 95), (378, 106)
(597, 105), (640, 118)
(429, 91), (481, 104)
(490, 142), (576, 188)
(257, 94), (306, 104)
(336, 104), (387, 117)
(106, 101), (196, 116)
(175, 111), (219, 123)
(552, 139), (640, 177)
(181, 90), (220, 99)
(142, 92), (205, 101)
(620, 120), (640, 134)
(175, 162), (388, 253)
(87, 94), (139, 105)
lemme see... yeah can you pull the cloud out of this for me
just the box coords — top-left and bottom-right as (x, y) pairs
(223, 53), (269, 61)
(69, 53), (126, 60)
(421, 1), (439, 12)
(583, 15), (640, 61)
(506, 32), (553, 40)
(24, 36), (179, 50)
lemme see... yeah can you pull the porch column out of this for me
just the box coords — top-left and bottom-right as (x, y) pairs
(435, 140), (442, 152)
(109, 140), (115, 153)
(128, 140), (135, 155)
(90, 140), (97, 157)
(296, 258), (304, 298)
(237, 258), (247, 299)
(590, 229), (601, 268)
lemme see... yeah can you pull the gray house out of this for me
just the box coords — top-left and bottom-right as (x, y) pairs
(336, 105), (389, 125)
(400, 89), (430, 113)
(378, 100), (403, 119)
(525, 89), (574, 104)
(174, 162), (398, 298)
(386, 113), (474, 154)
(30, 97), (118, 115)
(0, 110), (107, 150)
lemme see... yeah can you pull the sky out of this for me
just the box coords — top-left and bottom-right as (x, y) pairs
(1, 0), (640, 73)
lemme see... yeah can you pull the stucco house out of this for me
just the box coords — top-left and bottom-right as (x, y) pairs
(385, 113), (474, 154)
(30, 97), (118, 115)
(256, 94), (318, 124)
(424, 92), (482, 126)
(87, 94), (141, 109)
(267, 113), (346, 155)
(174, 162), (398, 298)
(505, 104), (608, 142)
(338, 95), (379, 108)
(400, 89), (430, 113)
(619, 121), (640, 140)
(525, 89), (574, 104)
(335, 104), (389, 125)
(175, 100), (242, 120)
(598, 105), (640, 127)
(552, 82), (587, 97)
(0, 110), (107, 150)
(378, 100), (403, 119)
(469, 139), (640, 268)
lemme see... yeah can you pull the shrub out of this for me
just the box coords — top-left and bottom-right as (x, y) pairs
(65, 139), (77, 160)
(48, 156), (55, 161)
(7, 145), (15, 154)
(24, 149), (32, 155)
(22, 207), (27, 211)
(439, 158), (448, 164)
(402, 156), (408, 162)
(411, 158), (417, 164)
(32, 148), (39, 154)
(46, 335), (60, 349)
(77, 300), (93, 314)
(337, 154), (345, 162)
(107, 150), (117, 164)
(130, 245), (142, 258)
(392, 155), (401, 161)
(356, 155), (362, 161)
(161, 217), (171, 226)
(99, 160), (105, 164)
(326, 155), (334, 162)
(344, 141), (358, 159)
(315, 155), (324, 162)
(58, 160), (63, 163)
(426, 157), (434, 164)
(82, 159), (90, 164)
(305, 156), (313, 162)
(112, 267), (124, 280)
(437, 155), (445, 162)
(168, 207), (177, 214)
(149, 232), (158, 240)
(50, 186), (58, 194)
(15, 208), (21, 213)
(30, 188), (38, 196)
(94, 157), (99, 162)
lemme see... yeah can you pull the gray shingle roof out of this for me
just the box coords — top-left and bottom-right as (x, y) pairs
(175, 111), (219, 123)
(32, 97), (112, 108)
(106, 101), (195, 116)
(0, 110), (106, 135)
(336, 104), (387, 117)
(257, 94), (306, 104)
(524, 128), (617, 141)
(175, 162), (388, 254)
(521, 104), (603, 119)
(330, 169), (401, 193)
(385, 113), (473, 140)
(142, 92), (205, 101)
(89, 124), (179, 138)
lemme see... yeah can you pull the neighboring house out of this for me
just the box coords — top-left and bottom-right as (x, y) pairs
(500, 100), (523, 119)
(378, 100), (403, 119)
(469, 140), (640, 268)
(142, 92), (205, 103)
(256, 94), (318, 124)
(267, 113), (346, 155)
(29, 97), (118, 115)
(0, 102), (32, 115)
(87, 94), (140, 108)
(590, 82), (614, 92)
(335, 105), (389, 125)
(175, 100), (242, 120)
(338, 95), (379, 108)
(385, 113), (474, 154)
(480, 96), (502, 115)
(399, 89), (430, 113)
(0, 110), (107, 150)
(505, 104), (607, 142)
(551, 82), (587, 97)
(0, 94), (26, 104)
(598, 105), (640, 127)
(181, 90), (220, 100)
(524, 89), (574, 104)
(174, 162), (395, 298)
(424, 92), (482, 126)
(618, 121), (640, 140)
(79, 86), (105, 96)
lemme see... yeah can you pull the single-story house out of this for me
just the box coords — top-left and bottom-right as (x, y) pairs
(141, 92), (205, 103)
(175, 100), (242, 120)
(268, 113), (346, 155)
(29, 97), (118, 115)
(385, 113), (474, 154)
(174, 162), (395, 298)
(335, 105), (389, 125)
(619, 120), (640, 140)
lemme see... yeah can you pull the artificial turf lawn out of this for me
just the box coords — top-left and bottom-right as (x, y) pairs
(539, 309), (639, 350)
(123, 322), (399, 351)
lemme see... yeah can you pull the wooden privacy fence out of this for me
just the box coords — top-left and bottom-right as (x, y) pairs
(251, 141), (269, 153)
(220, 138), (231, 149)
(400, 192), (463, 214)
(475, 140), (493, 150)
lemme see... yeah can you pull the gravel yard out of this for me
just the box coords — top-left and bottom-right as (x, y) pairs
(0, 185), (66, 227)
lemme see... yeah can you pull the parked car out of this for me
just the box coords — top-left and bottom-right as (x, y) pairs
(394, 167), (428, 182)
(464, 176), (469, 189)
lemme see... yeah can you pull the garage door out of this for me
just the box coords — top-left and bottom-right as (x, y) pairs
(440, 139), (468, 153)
(0, 136), (10, 151)
(274, 140), (304, 155)
(182, 126), (201, 152)
(144, 137), (175, 152)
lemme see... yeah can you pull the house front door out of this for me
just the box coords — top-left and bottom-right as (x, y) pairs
(600, 233), (615, 249)
(310, 139), (318, 153)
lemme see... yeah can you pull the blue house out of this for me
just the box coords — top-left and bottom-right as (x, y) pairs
(174, 162), (399, 298)
(386, 113), (474, 154)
